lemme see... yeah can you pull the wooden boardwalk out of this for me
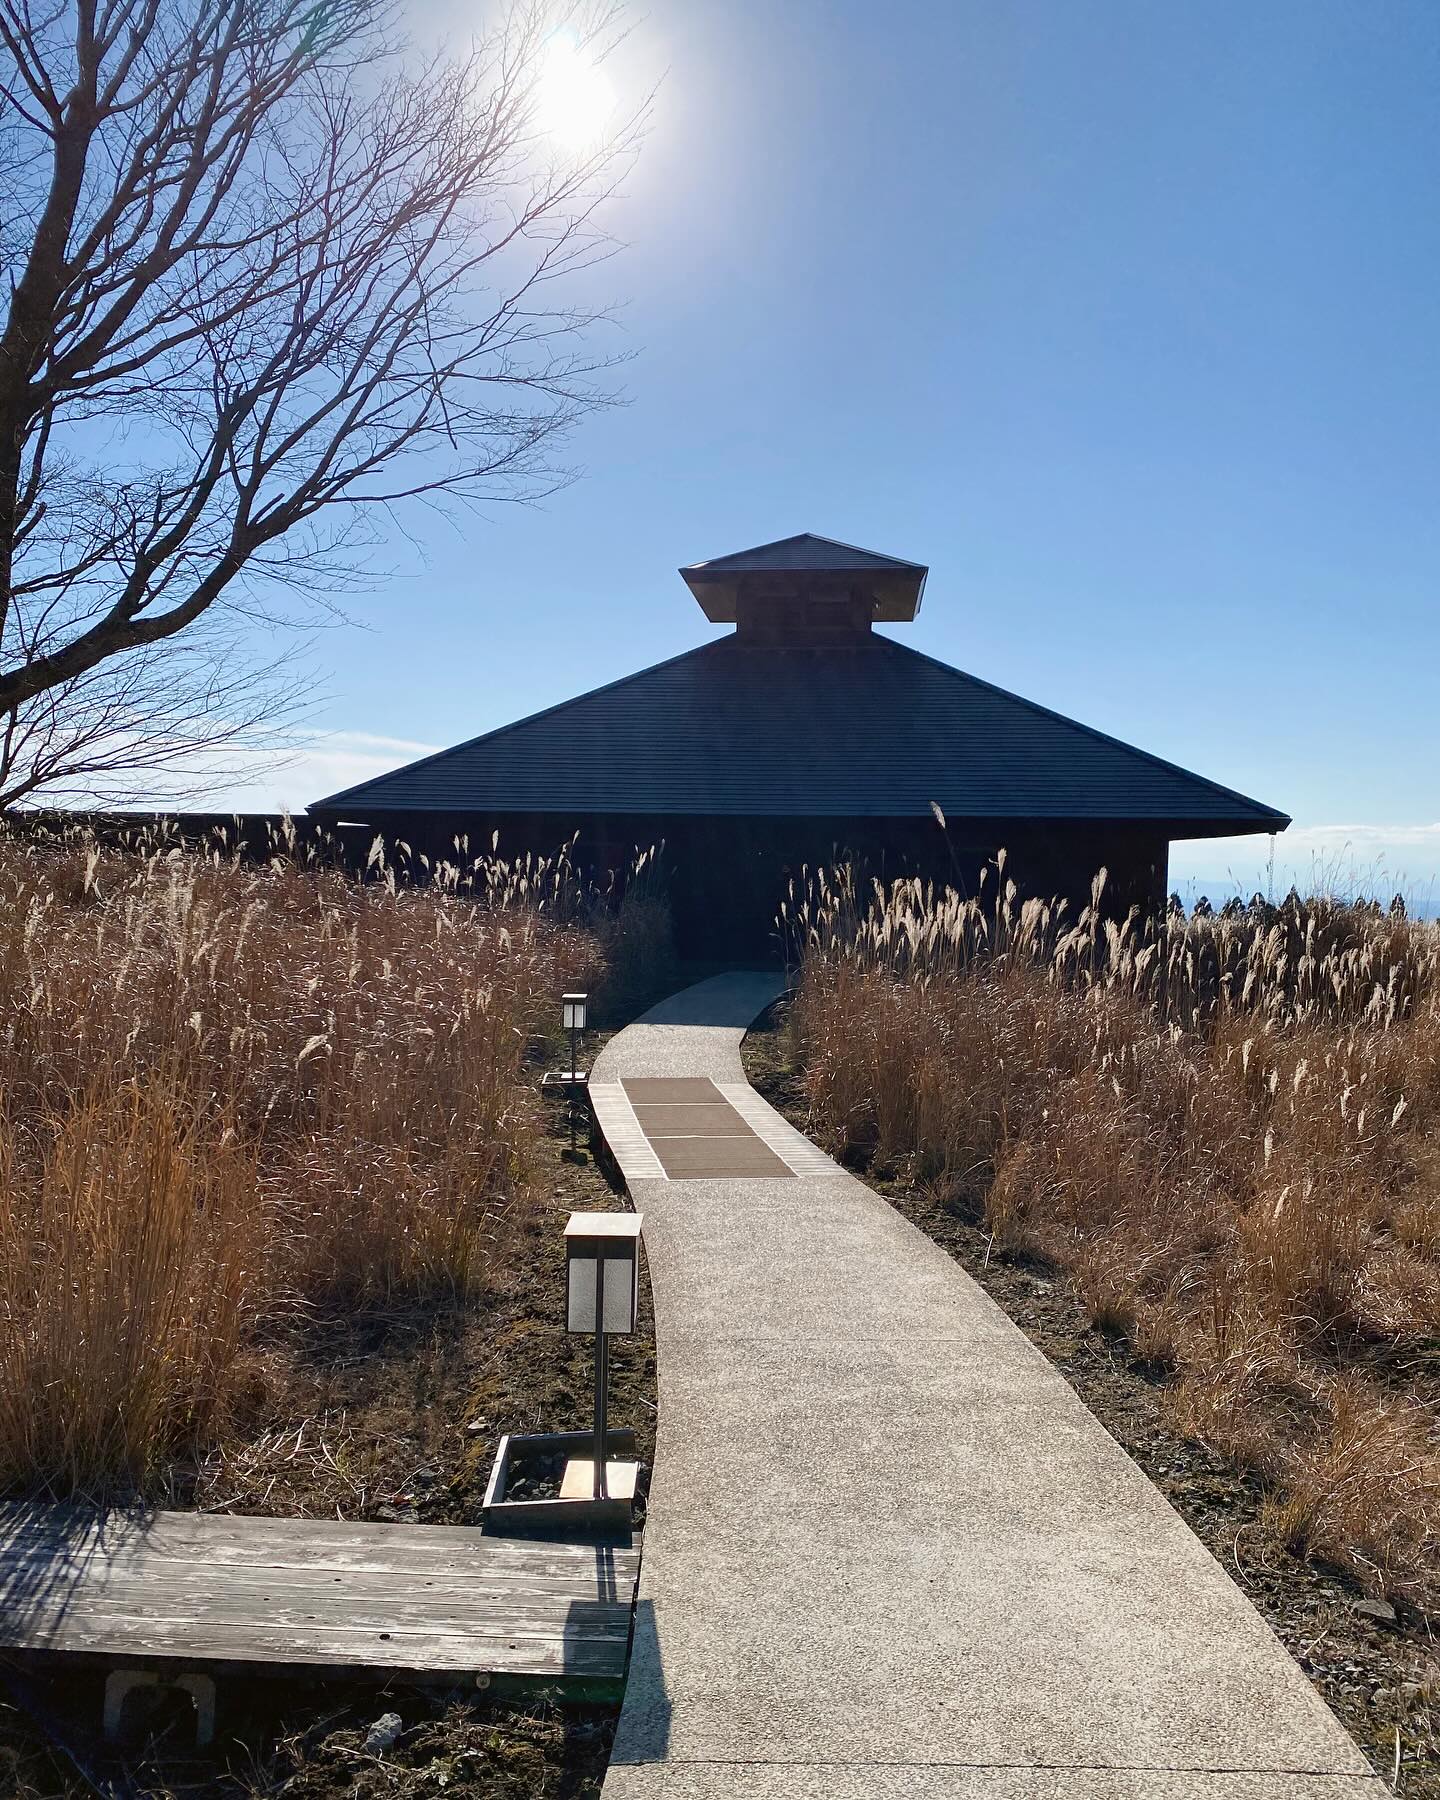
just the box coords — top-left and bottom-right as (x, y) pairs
(0, 1507), (640, 1700)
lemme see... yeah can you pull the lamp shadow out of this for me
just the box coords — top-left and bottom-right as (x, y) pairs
(605, 1594), (670, 1764)
(557, 1543), (666, 1758)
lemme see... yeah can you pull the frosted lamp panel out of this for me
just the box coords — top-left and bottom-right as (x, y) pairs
(567, 1258), (635, 1334)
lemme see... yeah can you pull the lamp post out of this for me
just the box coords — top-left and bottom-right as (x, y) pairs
(562, 992), (587, 1081)
(561, 992), (588, 1157)
(565, 1212), (642, 1500)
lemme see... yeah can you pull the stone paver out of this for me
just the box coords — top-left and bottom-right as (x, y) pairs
(630, 1102), (755, 1137)
(624, 1078), (727, 1105)
(595, 974), (1379, 1799)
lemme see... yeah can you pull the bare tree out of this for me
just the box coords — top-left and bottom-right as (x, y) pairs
(0, 0), (640, 806)
(0, 619), (306, 805)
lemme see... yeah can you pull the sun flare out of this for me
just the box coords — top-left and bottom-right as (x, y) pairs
(535, 34), (616, 153)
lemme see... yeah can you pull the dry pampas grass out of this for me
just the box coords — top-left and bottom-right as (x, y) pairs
(0, 824), (607, 1497)
(786, 859), (1440, 1605)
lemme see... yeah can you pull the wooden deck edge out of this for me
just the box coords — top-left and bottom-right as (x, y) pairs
(1, 1640), (629, 1704)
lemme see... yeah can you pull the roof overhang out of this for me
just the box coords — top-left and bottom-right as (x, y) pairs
(682, 567), (926, 624)
(680, 534), (928, 623)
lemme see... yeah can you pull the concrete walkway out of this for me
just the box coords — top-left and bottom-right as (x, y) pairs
(594, 974), (1379, 1800)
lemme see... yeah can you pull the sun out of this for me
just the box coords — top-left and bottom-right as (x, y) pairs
(535, 34), (617, 154)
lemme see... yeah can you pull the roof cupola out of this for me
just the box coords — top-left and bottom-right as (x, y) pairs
(679, 533), (928, 643)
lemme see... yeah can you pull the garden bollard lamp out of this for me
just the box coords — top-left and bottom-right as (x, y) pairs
(562, 992), (587, 1081)
(561, 992), (587, 1154)
(565, 1211), (642, 1500)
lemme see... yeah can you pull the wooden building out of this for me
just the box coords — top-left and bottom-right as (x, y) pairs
(308, 535), (1289, 957)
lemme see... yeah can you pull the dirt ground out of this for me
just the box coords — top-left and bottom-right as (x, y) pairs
(742, 1000), (1440, 1799)
(0, 1094), (654, 1800)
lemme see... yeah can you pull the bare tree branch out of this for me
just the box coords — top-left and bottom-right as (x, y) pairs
(0, 0), (643, 801)
(0, 613), (311, 807)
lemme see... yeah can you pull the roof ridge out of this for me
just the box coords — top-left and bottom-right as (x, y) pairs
(877, 635), (1289, 827)
(783, 531), (927, 568)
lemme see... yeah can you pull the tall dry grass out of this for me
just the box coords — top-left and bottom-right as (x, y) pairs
(0, 826), (608, 1498)
(786, 861), (1440, 1606)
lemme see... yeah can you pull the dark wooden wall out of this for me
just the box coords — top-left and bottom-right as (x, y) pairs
(321, 809), (1170, 962)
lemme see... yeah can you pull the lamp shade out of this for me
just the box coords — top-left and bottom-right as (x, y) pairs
(565, 1211), (642, 1335)
(562, 992), (588, 1032)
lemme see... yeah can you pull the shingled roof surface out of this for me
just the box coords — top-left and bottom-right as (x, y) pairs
(313, 636), (1287, 830)
(682, 533), (927, 576)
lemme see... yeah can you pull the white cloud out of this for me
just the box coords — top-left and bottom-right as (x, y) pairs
(1282, 822), (1440, 851)
(179, 730), (441, 814)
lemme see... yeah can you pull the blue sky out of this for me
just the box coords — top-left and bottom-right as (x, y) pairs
(212, 0), (1440, 903)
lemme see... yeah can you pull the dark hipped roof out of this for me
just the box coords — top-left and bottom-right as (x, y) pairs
(682, 533), (926, 576)
(311, 635), (1289, 834)
(681, 533), (928, 622)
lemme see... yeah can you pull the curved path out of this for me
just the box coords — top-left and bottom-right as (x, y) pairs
(594, 974), (1378, 1799)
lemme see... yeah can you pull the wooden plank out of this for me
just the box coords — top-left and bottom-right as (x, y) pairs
(7, 1618), (627, 1678)
(6, 1589), (632, 1639)
(0, 1548), (631, 1601)
(12, 1606), (630, 1647)
(0, 1504), (632, 1558)
(0, 1569), (634, 1623)
(559, 1461), (640, 1502)
(0, 1603), (630, 1656)
(0, 1510), (636, 1574)
(0, 1507), (640, 1694)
